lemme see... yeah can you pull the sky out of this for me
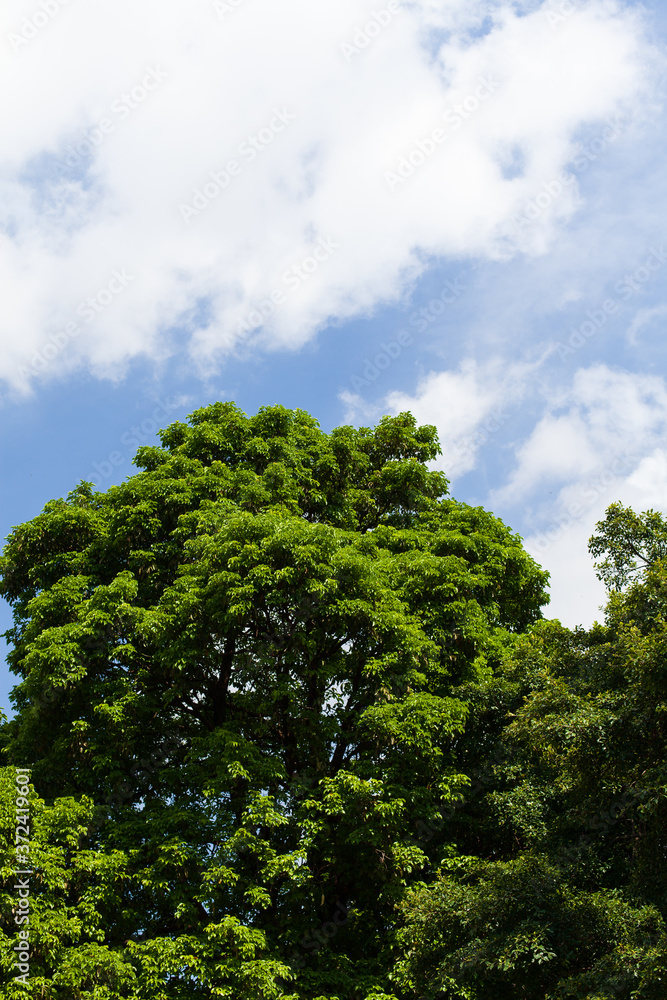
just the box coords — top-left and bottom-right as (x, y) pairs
(1, 0), (666, 715)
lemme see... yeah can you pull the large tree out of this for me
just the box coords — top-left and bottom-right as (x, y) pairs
(0, 403), (547, 999)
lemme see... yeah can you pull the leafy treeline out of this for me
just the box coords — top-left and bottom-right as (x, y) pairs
(393, 504), (667, 998)
(0, 403), (664, 998)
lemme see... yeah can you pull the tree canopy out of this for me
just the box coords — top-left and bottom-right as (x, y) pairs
(0, 403), (547, 998)
(1, 402), (665, 999)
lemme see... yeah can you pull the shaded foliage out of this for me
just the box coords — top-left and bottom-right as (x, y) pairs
(392, 509), (667, 999)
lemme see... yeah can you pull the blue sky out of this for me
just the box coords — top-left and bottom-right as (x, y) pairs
(1, 0), (667, 715)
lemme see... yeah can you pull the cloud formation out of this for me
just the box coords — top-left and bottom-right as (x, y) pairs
(0, 0), (653, 391)
(378, 355), (667, 625)
(384, 357), (537, 477)
(495, 364), (667, 507)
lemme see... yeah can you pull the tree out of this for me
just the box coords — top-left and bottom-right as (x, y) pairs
(588, 502), (667, 591)
(0, 403), (548, 999)
(392, 505), (667, 999)
(393, 853), (667, 999)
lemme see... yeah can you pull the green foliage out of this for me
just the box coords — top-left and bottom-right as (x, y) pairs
(394, 854), (667, 999)
(0, 765), (296, 998)
(389, 506), (667, 999)
(0, 404), (548, 998)
(589, 502), (667, 591)
(8, 405), (667, 998)
(7, 403), (667, 999)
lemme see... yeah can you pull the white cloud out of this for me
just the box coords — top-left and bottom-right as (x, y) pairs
(0, 0), (655, 391)
(524, 515), (608, 628)
(339, 390), (384, 425)
(626, 304), (667, 345)
(384, 356), (536, 477)
(496, 364), (667, 626)
(523, 447), (667, 628)
(625, 448), (667, 503)
(494, 364), (667, 505)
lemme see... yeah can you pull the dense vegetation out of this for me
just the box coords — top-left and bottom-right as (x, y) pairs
(0, 403), (665, 998)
